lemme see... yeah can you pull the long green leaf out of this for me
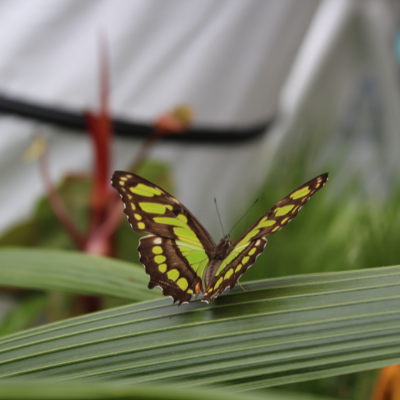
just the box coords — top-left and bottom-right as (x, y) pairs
(0, 248), (159, 301)
(0, 381), (338, 400)
(0, 295), (48, 337)
(0, 265), (399, 390)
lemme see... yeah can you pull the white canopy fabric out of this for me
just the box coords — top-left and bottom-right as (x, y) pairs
(0, 0), (319, 125)
(0, 0), (325, 238)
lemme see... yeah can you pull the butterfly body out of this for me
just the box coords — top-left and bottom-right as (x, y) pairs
(112, 171), (328, 304)
(203, 237), (231, 288)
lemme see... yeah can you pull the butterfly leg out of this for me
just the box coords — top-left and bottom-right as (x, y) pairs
(237, 280), (246, 292)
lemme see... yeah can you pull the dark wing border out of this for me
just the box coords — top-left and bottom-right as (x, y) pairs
(202, 238), (267, 303)
(138, 235), (203, 305)
(112, 171), (216, 255)
(230, 173), (328, 250)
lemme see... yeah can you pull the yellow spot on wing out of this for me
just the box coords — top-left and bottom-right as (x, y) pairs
(127, 195), (132, 200)
(187, 289), (194, 295)
(134, 214), (142, 220)
(139, 203), (166, 214)
(275, 205), (295, 216)
(177, 277), (188, 290)
(158, 264), (167, 273)
(131, 203), (136, 210)
(119, 181), (125, 186)
(154, 217), (187, 228)
(130, 187), (153, 197)
(166, 205), (173, 210)
(272, 226), (279, 232)
(217, 251), (241, 274)
(281, 217), (288, 224)
(130, 183), (162, 197)
(167, 269), (179, 281)
(238, 230), (259, 246)
(242, 256), (250, 264)
(214, 277), (223, 290)
(257, 219), (275, 228)
(248, 248), (256, 256)
(138, 222), (145, 229)
(225, 269), (234, 279)
(235, 264), (242, 273)
(155, 255), (166, 264)
(291, 187), (310, 200)
(120, 177), (128, 181)
(152, 246), (163, 254)
(177, 214), (188, 223)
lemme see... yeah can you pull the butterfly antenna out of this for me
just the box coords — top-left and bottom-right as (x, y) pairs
(214, 198), (225, 237)
(228, 198), (258, 237)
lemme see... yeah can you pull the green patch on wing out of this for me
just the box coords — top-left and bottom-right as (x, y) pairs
(238, 230), (259, 246)
(130, 183), (163, 197)
(177, 241), (209, 277)
(257, 218), (276, 228)
(139, 203), (169, 214)
(216, 245), (248, 275)
(275, 205), (295, 216)
(154, 217), (187, 228)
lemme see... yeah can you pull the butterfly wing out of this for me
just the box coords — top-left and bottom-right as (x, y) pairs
(202, 173), (328, 302)
(112, 171), (215, 304)
(138, 235), (208, 304)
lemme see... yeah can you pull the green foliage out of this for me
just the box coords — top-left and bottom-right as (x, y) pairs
(0, 295), (47, 337)
(0, 257), (399, 393)
(0, 160), (173, 250)
(0, 133), (396, 399)
(234, 135), (400, 282)
(0, 381), (338, 400)
(0, 249), (160, 301)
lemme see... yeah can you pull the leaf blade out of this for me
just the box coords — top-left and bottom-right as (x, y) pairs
(0, 264), (399, 389)
(0, 248), (159, 301)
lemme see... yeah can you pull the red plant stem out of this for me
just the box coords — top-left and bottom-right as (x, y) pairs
(87, 34), (113, 236)
(39, 151), (86, 250)
(85, 195), (124, 252)
(86, 131), (160, 252)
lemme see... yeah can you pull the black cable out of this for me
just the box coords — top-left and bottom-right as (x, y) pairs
(0, 93), (274, 144)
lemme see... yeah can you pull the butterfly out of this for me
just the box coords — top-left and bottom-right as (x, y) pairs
(112, 171), (328, 304)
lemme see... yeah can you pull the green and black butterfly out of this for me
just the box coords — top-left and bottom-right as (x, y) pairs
(112, 171), (328, 304)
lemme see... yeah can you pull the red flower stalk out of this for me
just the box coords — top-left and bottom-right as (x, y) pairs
(86, 34), (113, 238)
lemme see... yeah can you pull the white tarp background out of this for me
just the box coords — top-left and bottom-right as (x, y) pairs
(0, 0), (321, 238)
(0, 0), (398, 243)
(0, 0), (319, 125)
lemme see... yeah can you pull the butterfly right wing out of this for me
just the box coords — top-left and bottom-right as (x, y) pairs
(202, 173), (328, 302)
(232, 173), (329, 246)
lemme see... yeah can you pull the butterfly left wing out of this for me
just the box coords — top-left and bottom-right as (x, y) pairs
(138, 235), (208, 304)
(112, 171), (215, 305)
(202, 173), (328, 302)
(112, 171), (215, 255)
